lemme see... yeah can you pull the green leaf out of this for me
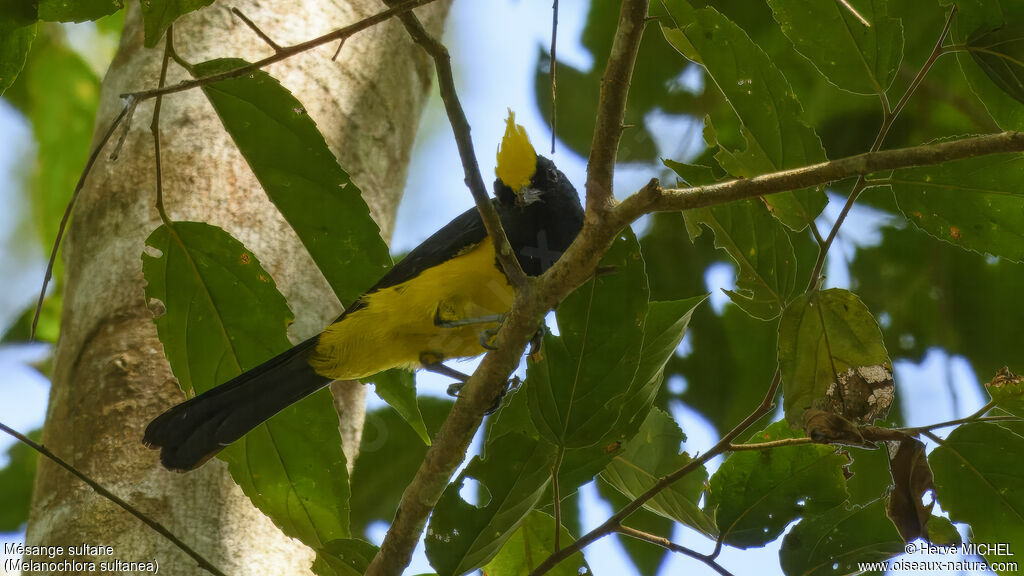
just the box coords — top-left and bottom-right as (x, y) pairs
(493, 296), (703, 501)
(527, 229), (648, 449)
(195, 59), (392, 306)
(425, 433), (557, 576)
(140, 0), (214, 47)
(0, 10), (35, 96)
(38, 0), (122, 22)
(544, 295), (704, 498)
(312, 538), (378, 576)
(0, 429), (41, 531)
(481, 510), (591, 576)
(350, 399), (452, 539)
(683, 198), (797, 320)
(767, 0), (904, 95)
(890, 150), (1024, 262)
(778, 288), (892, 426)
(708, 420), (849, 548)
(142, 221), (350, 548)
(969, 20), (1024, 105)
(947, 0), (1024, 130)
(601, 408), (716, 536)
(662, 3), (828, 230)
(364, 369), (429, 446)
(780, 499), (904, 576)
(929, 422), (1024, 569)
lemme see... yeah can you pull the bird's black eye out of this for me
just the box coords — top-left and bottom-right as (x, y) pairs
(546, 167), (558, 182)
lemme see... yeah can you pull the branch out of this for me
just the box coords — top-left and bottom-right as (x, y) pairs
(807, 5), (957, 285)
(585, 0), (648, 211)
(385, 2), (527, 286)
(119, 0), (439, 102)
(727, 437), (814, 452)
(0, 421), (227, 576)
(617, 526), (735, 576)
(32, 0), (439, 341)
(614, 131), (1024, 227)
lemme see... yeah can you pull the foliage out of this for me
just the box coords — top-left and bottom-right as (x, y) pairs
(2, 0), (1024, 576)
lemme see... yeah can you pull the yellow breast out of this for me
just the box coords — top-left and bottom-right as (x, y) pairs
(308, 238), (514, 380)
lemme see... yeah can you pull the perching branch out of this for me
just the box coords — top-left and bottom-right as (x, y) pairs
(613, 131), (1024, 228)
(385, 2), (527, 286)
(0, 421), (227, 576)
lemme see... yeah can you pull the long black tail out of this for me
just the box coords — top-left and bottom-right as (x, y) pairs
(143, 337), (331, 471)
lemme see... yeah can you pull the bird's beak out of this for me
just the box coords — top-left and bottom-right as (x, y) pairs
(519, 187), (543, 206)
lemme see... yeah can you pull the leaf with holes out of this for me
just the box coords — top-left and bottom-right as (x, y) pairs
(662, 2), (828, 230)
(780, 499), (904, 576)
(142, 221), (350, 550)
(779, 288), (891, 426)
(425, 432), (557, 576)
(196, 59), (392, 306)
(891, 150), (1024, 263)
(707, 421), (849, 548)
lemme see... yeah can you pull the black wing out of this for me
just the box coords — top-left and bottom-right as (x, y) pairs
(336, 205), (489, 320)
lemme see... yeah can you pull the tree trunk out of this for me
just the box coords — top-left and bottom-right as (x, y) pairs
(25, 1), (447, 574)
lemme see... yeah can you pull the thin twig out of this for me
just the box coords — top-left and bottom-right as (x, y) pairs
(806, 5), (957, 287)
(386, 3), (527, 286)
(120, 0), (439, 102)
(528, 370), (782, 576)
(549, 0), (559, 154)
(109, 97), (139, 162)
(836, 0), (870, 27)
(29, 104), (131, 341)
(0, 421), (228, 576)
(727, 437), (814, 452)
(231, 7), (282, 52)
(617, 526), (736, 576)
(585, 0), (648, 212)
(32, 0), (436, 341)
(152, 30), (173, 224)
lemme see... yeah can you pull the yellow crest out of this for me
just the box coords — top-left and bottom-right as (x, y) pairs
(495, 109), (537, 192)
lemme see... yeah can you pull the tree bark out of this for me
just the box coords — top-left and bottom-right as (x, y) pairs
(25, 1), (447, 574)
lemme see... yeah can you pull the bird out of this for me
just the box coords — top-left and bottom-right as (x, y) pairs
(143, 111), (584, 471)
